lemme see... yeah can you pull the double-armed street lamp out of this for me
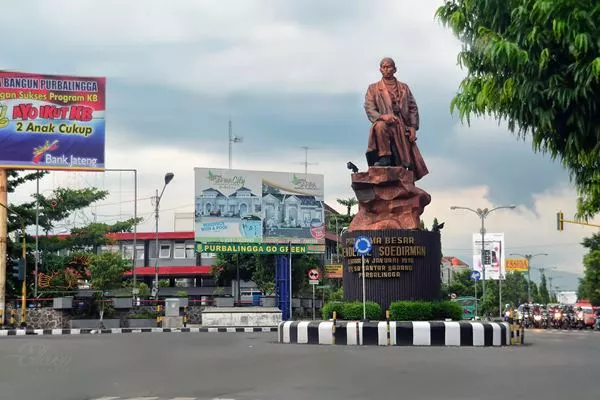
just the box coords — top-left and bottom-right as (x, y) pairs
(449, 205), (516, 304)
(153, 172), (174, 298)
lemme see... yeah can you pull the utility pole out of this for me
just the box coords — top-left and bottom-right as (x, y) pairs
(295, 146), (318, 175)
(228, 118), (243, 169)
(0, 169), (7, 326)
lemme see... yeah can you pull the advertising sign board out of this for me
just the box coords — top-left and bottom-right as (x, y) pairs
(194, 168), (325, 253)
(0, 71), (105, 171)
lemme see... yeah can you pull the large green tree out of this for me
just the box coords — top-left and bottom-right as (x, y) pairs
(577, 233), (600, 305)
(539, 273), (551, 304)
(5, 171), (138, 298)
(436, 1), (600, 219)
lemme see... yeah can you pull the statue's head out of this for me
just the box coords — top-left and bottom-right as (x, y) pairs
(379, 57), (396, 79)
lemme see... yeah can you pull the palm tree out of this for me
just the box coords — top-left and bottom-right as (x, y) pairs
(336, 198), (358, 217)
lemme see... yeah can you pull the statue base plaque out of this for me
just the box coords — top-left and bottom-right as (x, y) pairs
(342, 229), (441, 312)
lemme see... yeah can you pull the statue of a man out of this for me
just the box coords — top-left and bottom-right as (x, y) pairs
(364, 57), (429, 181)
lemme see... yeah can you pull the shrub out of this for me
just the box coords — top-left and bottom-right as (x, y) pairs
(390, 300), (463, 321)
(432, 301), (463, 321)
(341, 301), (381, 321)
(321, 301), (381, 320)
(390, 301), (433, 321)
(322, 301), (345, 320)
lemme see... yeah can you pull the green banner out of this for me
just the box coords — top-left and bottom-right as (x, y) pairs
(197, 242), (308, 254)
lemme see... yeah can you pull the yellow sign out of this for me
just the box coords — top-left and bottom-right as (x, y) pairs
(325, 264), (343, 279)
(506, 258), (528, 272)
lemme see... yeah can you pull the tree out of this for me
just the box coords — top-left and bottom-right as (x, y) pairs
(88, 252), (131, 321)
(531, 281), (540, 303)
(443, 269), (474, 298)
(539, 273), (550, 304)
(5, 172), (109, 297)
(336, 198), (358, 217)
(577, 232), (600, 305)
(436, 1), (600, 219)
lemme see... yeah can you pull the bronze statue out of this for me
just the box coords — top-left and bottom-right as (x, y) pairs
(364, 57), (428, 181)
(346, 57), (431, 231)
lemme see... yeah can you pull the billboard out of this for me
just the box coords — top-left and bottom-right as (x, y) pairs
(505, 258), (528, 272)
(472, 232), (505, 280)
(194, 168), (325, 252)
(0, 71), (105, 171)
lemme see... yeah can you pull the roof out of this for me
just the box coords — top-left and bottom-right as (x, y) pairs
(124, 266), (212, 276)
(229, 187), (256, 197)
(106, 231), (194, 240)
(441, 256), (470, 268)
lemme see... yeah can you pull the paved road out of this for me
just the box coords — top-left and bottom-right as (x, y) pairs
(0, 329), (599, 400)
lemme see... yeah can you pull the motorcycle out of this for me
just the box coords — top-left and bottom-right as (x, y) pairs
(552, 310), (563, 329)
(532, 313), (543, 329)
(541, 311), (549, 329)
(575, 310), (585, 330)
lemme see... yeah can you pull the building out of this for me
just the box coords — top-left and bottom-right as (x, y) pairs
(440, 256), (470, 285)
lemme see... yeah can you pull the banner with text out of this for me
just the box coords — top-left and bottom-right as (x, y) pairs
(194, 167), (325, 252)
(472, 232), (505, 280)
(0, 71), (105, 171)
(505, 258), (528, 272)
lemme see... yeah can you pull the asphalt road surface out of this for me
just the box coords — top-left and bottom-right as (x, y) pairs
(0, 329), (599, 400)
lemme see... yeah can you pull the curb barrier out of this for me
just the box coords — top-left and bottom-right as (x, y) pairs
(278, 321), (510, 346)
(0, 326), (278, 337)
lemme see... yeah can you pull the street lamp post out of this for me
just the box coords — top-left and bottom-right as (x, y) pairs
(154, 172), (175, 299)
(450, 205), (516, 310)
(510, 253), (548, 303)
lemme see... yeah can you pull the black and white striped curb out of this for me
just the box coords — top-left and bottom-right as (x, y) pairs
(0, 326), (278, 337)
(90, 397), (241, 400)
(279, 321), (511, 346)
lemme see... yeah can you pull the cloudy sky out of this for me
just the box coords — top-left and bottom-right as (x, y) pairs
(5, 0), (598, 290)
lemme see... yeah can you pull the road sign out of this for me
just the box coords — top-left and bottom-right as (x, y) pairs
(470, 270), (481, 281)
(308, 268), (320, 282)
(450, 293), (457, 299)
(354, 236), (372, 256)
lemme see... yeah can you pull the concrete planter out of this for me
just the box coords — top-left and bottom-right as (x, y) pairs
(126, 319), (156, 328)
(113, 298), (133, 309)
(261, 296), (277, 307)
(178, 298), (189, 308)
(70, 319), (120, 329)
(53, 297), (73, 309)
(202, 307), (282, 327)
(215, 297), (235, 307)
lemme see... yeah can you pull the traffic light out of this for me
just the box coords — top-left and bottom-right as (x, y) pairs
(10, 258), (24, 280)
(557, 211), (564, 231)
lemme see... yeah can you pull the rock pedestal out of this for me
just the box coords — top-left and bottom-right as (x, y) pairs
(348, 167), (430, 231)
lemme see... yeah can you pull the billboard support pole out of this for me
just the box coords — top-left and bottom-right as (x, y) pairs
(499, 274), (502, 318)
(288, 242), (292, 320)
(34, 173), (39, 298)
(0, 169), (7, 326)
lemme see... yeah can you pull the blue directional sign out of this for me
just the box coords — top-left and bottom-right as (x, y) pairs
(470, 270), (481, 281)
(354, 236), (373, 256)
